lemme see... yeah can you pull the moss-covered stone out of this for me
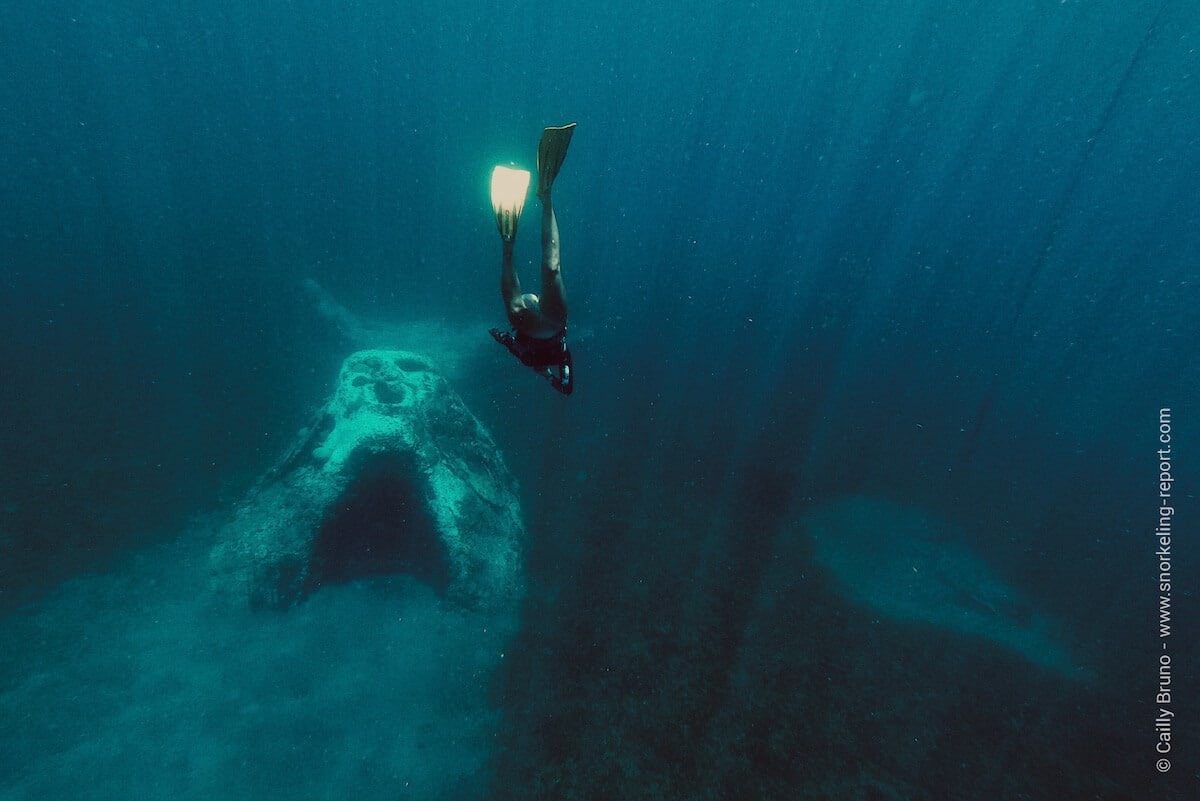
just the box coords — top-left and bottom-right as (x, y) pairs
(211, 350), (525, 611)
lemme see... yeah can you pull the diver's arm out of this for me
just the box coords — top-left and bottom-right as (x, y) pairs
(546, 342), (573, 395)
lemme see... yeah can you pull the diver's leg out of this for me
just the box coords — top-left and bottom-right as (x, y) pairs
(539, 193), (568, 326)
(500, 239), (523, 318)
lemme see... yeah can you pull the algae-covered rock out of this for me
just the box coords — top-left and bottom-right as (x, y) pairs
(212, 350), (525, 611)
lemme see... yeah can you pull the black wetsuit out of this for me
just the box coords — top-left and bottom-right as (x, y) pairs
(490, 328), (573, 395)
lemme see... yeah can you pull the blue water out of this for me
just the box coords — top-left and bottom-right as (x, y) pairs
(1, 1), (1196, 798)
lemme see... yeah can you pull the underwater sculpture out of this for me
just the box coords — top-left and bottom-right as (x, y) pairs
(211, 349), (526, 611)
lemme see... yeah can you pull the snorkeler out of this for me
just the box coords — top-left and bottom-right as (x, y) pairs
(488, 123), (576, 395)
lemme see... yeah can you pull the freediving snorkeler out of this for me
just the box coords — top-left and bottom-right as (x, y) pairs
(488, 123), (576, 395)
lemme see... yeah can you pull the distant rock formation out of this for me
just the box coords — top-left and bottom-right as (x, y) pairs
(804, 495), (1090, 680)
(211, 349), (526, 611)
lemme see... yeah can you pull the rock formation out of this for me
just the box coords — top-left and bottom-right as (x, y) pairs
(211, 349), (526, 611)
(804, 495), (1089, 680)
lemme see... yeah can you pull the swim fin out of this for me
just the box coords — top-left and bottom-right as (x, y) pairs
(537, 123), (576, 197)
(491, 165), (531, 242)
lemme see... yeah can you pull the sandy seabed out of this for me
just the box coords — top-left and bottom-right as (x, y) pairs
(0, 526), (508, 801)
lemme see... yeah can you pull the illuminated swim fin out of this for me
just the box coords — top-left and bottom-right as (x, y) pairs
(490, 165), (531, 242)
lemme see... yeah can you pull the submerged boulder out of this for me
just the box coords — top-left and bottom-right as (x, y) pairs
(211, 349), (526, 611)
(803, 495), (1090, 680)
